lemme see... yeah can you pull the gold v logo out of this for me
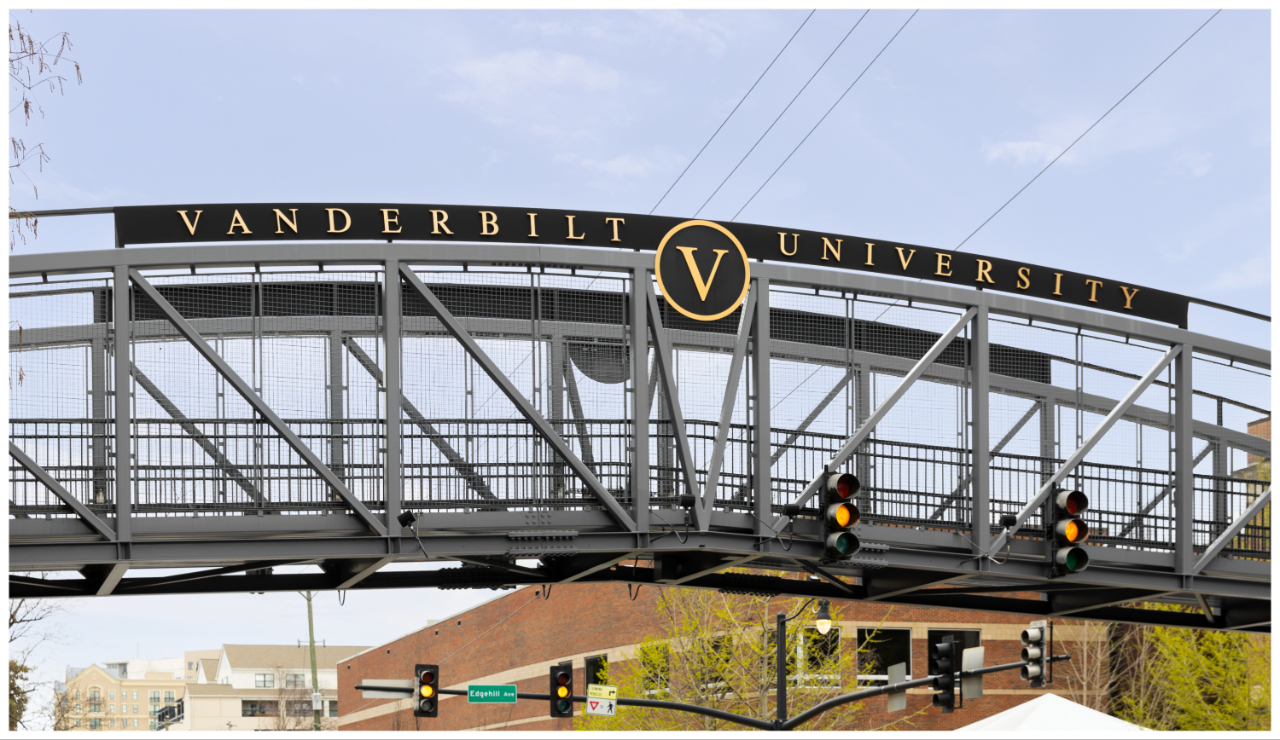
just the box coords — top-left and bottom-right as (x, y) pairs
(675, 246), (729, 302)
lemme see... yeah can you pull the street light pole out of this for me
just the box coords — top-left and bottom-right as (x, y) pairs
(774, 598), (831, 727)
(302, 591), (321, 731)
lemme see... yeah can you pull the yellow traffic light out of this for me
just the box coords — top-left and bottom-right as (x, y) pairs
(420, 685), (435, 699)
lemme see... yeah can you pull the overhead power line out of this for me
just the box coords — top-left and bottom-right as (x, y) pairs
(952, 9), (1222, 252)
(733, 9), (918, 221)
(694, 10), (871, 219)
(649, 10), (815, 215)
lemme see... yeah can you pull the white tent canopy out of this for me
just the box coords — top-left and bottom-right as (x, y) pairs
(956, 694), (1150, 732)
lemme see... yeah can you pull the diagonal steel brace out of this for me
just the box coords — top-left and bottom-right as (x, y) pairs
(399, 264), (637, 532)
(128, 269), (387, 536)
(10, 442), (116, 540)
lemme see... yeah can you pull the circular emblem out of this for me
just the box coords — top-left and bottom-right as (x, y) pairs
(654, 220), (751, 322)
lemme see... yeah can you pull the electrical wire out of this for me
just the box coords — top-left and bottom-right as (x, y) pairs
(694, 10), (871, 218)
(732, 9), (918, 221)
(649, 9), (815, 215)
(952, 9), (1221, 253)
(867, 9), (1220, 324)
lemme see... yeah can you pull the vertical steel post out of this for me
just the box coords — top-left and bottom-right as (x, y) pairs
(549, 332), (566, 497)
(775, 610), (787, 723)
(384, 260), (402, 532)
(1212, 399), (1228, 539)
(631, 268), (650, 531)
(971, 306), (991, 558)
(1038, 398), (1055, 561)
(112, 266), (131, 542)
(91, 336), (107, 504)
(855, 366), (871, 516)
(329, 328), (344, 481)
(753, 277), (772, 535)
(1174, 344), (1194, 575)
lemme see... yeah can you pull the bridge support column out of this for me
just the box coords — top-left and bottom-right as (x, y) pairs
(630, 268), (649, 532)
(113, 266), (131, 543)
(752, 277), (771, 535)
(1174, 344), (1194, 576)
(970, 306), (990, 558)
(91, 336), (108, 507)
(385, 260), (402, 533)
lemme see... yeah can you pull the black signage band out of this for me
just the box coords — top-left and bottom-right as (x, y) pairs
(113, 203), (1188, 327)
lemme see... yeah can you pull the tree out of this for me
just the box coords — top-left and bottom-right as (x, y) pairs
(575, 572), (918, 731)
(9, 591), (65, 731)
(9, 661), (31, 731)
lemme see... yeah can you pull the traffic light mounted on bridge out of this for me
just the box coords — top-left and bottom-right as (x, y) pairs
(930, 636), (956, 713)
(822, 472), (861, 560)
(1050, 490), (1090, 575)
(549, 661), (574, 718)
(414, 664), (439, 718)
(1020, 622), (1048, 689)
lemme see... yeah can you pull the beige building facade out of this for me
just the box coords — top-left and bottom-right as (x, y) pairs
(55, 664), (186, 731)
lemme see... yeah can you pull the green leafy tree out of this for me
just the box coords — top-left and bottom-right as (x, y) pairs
(9, 660), (31, 731)
(575, 573), (917, 731)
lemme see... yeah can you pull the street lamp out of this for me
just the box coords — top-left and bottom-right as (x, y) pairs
(775, 598), (836, 725)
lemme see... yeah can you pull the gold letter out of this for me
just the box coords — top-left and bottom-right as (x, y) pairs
(1053, 272), (1063, 296)
(975, 259), (995, 284)
(895, 247), (916, 270)
(1016, 266), (1031, 290)
(478, 210), (499, 236)
(865, 243), (875, 266)
(430, 210), (453, 235)
(675, 247), (730, 301)
(605, 217), (625, 242)
(935, 253), (952, 277)
(273, 208), (299, 234)
(380, 209), (403, 234)
(822, 238), (843, 262)
(227, 210), (252, 235)
(1085, 279), (1103, 303)
(778, 232), (798, 257)
(1120, 286), (1139, 310)
(527, 213), (539, 237)
(177, 210), (203, 236)
(326, 208), (351, 234)
(565, 215), (585, 240)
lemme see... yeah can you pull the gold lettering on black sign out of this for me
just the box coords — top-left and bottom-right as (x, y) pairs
(327, 208), (352, 234)
(975, 259), (994, 284)
(381, 209), (402, 235)
(822, 238), (842, 262)
(526, 213), (539, 238)
(1085, 279), (1103, 303)
(430, 210), (452, 235)
(274, 209), (299, 234)
(864, 243), (874, 266)
(605, 217), (625, 242)
(895, 247), (916, 270)
(935, 253), (952, 277)
(1053, 273), (1064, 296)
(177, 210), (202, 236)
(1120, 286), (1139, 310)
(779, 232), (798, 257)
(227, 210), (252, 235)
(565, 215), (585, 240)
(479, 210), (499, 236)
(1017, 267), (1031, 290)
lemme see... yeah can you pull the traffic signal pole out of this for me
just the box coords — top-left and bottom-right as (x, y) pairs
(354, 654), (1069, 732)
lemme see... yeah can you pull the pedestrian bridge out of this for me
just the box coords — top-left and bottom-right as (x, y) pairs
(8, 209), (1269, 633)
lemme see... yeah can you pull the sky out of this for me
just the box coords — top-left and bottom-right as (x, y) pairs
(6, 7), (1271, 727)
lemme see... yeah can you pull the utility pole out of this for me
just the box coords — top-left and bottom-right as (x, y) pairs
(301, 591), (322, 731)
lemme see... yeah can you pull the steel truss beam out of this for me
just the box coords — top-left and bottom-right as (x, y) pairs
(777, 307), (977, 528)
(127, 269), (388, 536)
(341, 335), (499, 504)
(702, 289), (757, 531)
(645, 285), (705, 529)
(988, 344), (1182, 556)
(398, 264), (636, 532)
(9, 442), (115, 540)
(1191, 487), (1271, 576)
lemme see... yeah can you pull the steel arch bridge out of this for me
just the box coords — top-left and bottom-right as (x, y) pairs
(8, 206), (1270, 633)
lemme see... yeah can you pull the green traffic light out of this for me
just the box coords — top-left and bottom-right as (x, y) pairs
(556, 699), (571, 713)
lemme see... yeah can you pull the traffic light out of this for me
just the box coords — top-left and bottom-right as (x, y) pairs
(1020, 623), (1048, 688)
(822, 472), (861, 560)
(414, 664), (439, 718)
(1050, 490), (1090, 575)
(930, 636), (956, 713)
(549, 661), (573, 718)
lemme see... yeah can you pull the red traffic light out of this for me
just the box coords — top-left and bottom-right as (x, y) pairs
(556, 670), (571, 685)
(825, 473), (860, 501)
(420, 669), (435, 685)
(1055, 490), (1088, 515)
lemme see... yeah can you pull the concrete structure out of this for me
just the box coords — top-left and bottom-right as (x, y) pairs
(175, 644), (369, 731)
(55, 663), (186, 731)
(338, 582), (1085, 732)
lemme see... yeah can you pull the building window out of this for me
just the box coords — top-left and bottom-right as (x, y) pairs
(187, 662), (194, 670)
(255, 673), (274, 688)
(150, 704), (159, 716)
(584, 655), (608, 685)
(796, 626), (842, 688)
(89, 718), (100, 730)
(150, 720), (158, 731)
(857, 628), (912, 685)
(132, 691), (138, 701)
(242, 700), (279, 717)
(164, 691), (175, 703)
(75, 690), (81, 700)
(75, 705), (81, 714)
(695, 636), (731, 692)
(108, 718), (114, 728)
(108, 705), (114, 714)
(74, 719), (81, 727)
(285, 673), (306, 689)
(149, 690), (160, 703)
(109, 691), (115, 701)
(90, 703), (101, 713)
(328, 701), (338, 718)
(132, 705), (138, 714)
(287, 700), (311, 717)
(90, 689), (101, 702)
(926, 629), (981, 676)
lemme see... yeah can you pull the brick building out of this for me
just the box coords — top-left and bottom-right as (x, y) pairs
(338, 582), (1073, 731)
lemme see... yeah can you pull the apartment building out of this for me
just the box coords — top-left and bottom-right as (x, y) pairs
(54, 664), (186, 731)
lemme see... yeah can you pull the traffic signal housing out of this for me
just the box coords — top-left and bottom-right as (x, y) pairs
(930, 637), (956, 713)
(414, 664), (439, 718)
(549, 661), (574, 718)
(1020, 623), (1048, 689)
(1050, 490), (1090, 575)
(822, 472), (861, 560)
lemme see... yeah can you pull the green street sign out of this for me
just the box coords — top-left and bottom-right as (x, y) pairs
(468, 685), (517, 704)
